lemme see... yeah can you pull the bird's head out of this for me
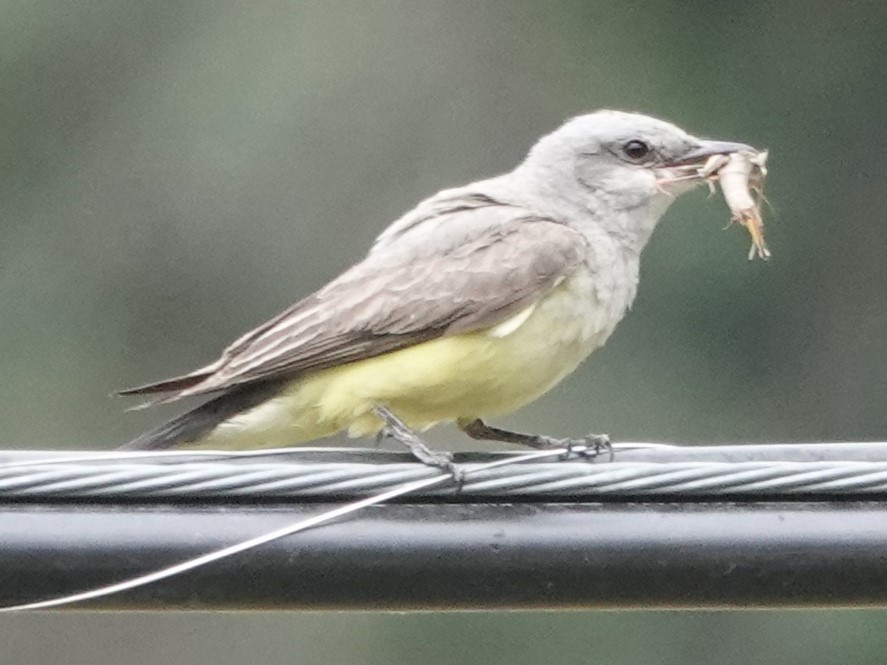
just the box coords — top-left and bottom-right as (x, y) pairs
(515, 110), (753, 247)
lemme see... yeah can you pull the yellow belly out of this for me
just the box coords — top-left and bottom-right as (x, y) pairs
(203, 268), (624, 448)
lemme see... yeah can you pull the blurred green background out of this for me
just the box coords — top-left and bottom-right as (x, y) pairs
(3, 0), (887, 662)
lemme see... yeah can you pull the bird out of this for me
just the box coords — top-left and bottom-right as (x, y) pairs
(120, 110), (752, 469)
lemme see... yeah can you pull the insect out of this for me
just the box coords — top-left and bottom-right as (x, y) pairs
(699, 150), (771, 260)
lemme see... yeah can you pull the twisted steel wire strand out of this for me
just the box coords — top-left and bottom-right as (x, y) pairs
(2, 443), (887, 500)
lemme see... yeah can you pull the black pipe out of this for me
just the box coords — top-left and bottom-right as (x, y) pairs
(2, 501), (886, 610)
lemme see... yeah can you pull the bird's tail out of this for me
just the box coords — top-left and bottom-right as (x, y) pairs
(119, 380), (288, 450)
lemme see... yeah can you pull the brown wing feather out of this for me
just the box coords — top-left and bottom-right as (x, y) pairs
(120, 211), (587, 404)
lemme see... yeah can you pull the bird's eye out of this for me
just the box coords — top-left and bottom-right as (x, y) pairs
(622, 140), (651, 161)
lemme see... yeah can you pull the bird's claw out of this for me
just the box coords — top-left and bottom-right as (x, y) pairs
(374, 427), (390, 448)
(561, 433), (613, 462)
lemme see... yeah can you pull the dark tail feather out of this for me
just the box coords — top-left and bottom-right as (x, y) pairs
(117, 371), (214, 397)
(119, 380), (287, 450)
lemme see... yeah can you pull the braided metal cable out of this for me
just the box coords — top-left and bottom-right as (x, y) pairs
(3, 444), (887, 500)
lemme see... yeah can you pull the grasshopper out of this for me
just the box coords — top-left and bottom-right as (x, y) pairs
(699, 150), (770, 260)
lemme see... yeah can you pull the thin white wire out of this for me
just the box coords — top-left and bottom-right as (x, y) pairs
(0, 447), (375, 469)
(0, 442), (676, 470)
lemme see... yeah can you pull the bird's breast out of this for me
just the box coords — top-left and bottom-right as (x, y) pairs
(520, 258), (638, 356)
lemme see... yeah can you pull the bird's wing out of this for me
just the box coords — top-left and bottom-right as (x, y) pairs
(120, 203), (588, 404)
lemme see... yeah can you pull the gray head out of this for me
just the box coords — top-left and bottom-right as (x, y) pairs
(514, 110), (751, 238)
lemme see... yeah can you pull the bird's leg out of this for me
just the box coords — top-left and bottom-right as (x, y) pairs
(459, 418), (613, 461)
(373, 406), (462, 479)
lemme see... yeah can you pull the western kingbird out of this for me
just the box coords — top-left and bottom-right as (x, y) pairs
(120, 110), (752, 467)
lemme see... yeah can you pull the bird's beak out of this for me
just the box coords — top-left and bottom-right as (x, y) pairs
(666, 140), (755, 167)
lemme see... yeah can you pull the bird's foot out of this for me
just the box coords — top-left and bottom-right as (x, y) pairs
(373, 407), (462, 483)
(458, 418), (614, 462)
(525, 433), (613, 461)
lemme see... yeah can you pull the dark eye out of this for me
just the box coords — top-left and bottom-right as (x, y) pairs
(622, 140), (651, 161)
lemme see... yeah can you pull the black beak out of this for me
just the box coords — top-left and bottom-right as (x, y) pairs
(668, 139), (755, 166)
